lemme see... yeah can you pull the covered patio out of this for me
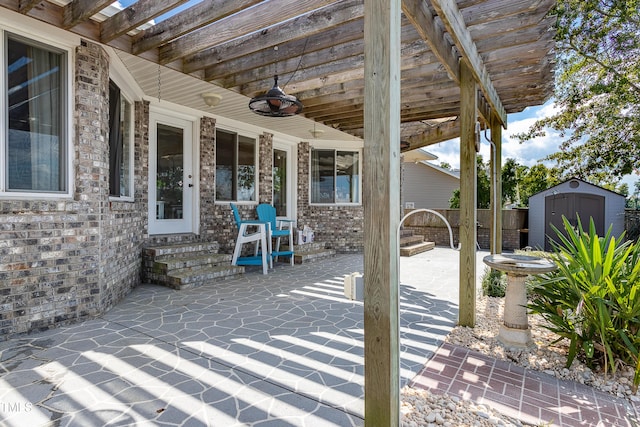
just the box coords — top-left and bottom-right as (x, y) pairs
(0, 0), (557, 424)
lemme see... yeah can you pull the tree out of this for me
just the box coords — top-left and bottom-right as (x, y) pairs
(449, 155), (491, 208)
(515, 1), (640, 182)
(518, 164), (561, 206)
(501, 158), (519, 205)
(628, 180), (640, 208)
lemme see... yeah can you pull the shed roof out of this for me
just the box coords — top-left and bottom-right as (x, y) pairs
(3, 0), (556, 147)
(530, 177), (627, 200)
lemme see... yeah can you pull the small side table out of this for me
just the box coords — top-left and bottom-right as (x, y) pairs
(482, 254), (557, 348)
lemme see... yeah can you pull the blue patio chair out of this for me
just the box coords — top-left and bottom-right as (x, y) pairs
(256, 203), (294, 265)
(230, 203), (271, 274)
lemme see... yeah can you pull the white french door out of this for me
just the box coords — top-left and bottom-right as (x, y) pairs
(272, 142), (294, 218)
(148, 112), (196, 234)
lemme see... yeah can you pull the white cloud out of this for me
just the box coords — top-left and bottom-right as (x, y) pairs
(501, 117), (561, 167)
(421, 100), (638, 188)
(426, 101), (561, 169)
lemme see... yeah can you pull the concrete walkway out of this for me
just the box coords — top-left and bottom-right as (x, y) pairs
(0, 248), (636, 426)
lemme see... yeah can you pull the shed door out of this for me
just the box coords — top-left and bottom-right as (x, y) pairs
(544, 193), (605, 250)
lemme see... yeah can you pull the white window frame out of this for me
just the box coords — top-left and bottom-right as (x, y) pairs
(108, 77), (135, 202)
(214, 127), (259, 204)
(272, 140), (294, 218)
(0, 29), (73, 198)
(309, 147), (362, 206)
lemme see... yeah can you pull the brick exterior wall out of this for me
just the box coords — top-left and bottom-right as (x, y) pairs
(199, 116), (217, 242)
(0, 40), (150, 339)
(403, 208), (528, 251)
(258, 133), (273, 204)
(99, 98), (149, 310)
(296, 141), (364, 253)
(0, 41), (369, 339)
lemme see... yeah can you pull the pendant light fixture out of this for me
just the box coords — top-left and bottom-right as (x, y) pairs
(249, 43), (306, 117)
(248, 74), (303, 117)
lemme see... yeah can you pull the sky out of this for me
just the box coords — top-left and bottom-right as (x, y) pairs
(425, 100), (639, 192)
(116, 0), (202, 21)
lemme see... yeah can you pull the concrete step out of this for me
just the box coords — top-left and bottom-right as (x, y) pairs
(399, 229), (416, 238)
(400, 241), (435, 257)
(289, 242), (326, 252)
(144, 241), (220, 259)
(293, 247), (336, 264)
(160, 264), (245, 290)
(143, 241), (242, 289)
(152, 253), (233, 274)
(400, 234), (424, 247)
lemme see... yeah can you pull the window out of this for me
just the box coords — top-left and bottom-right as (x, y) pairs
(108, 79), (133, 198)
(215, 129), (256, 201)
(311, 149), (361, 204)
(4, 33), (67, 193)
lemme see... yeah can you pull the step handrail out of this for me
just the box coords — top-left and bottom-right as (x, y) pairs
(398, 209), (458, 251)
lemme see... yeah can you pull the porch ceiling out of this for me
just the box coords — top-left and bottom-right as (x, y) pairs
(4, 0), (556, 148)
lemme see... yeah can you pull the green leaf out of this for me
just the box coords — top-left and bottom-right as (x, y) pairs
(583, 340), (595, 358)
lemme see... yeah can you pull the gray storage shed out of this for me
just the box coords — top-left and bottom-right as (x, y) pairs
(528, 178), (626, 250)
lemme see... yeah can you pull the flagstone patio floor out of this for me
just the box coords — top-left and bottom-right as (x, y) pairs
(0, 248), (637, 426)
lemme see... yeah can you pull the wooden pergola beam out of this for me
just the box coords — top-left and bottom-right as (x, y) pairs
(184, 0), (364, 74)
(1, 0), (556, 140)
(401, 0), (459, 84)
(401, 119), (460, 151)
(458, 61), (478, 328)
(132, 0), (263, 54)
(203, 19), (365, 81)
(62, 0), (113, 29)
(18, 0), (40, 13)
(430, 0), (507, 125)
(100, 0), (189, 43)
(401, 0), (496, 125)
(229, 36), (435, 92)
(363, 0), (401, 424)
(158, 0), (336, 65)
(238, 57), (365, 96)
(217, 39), (368, 89)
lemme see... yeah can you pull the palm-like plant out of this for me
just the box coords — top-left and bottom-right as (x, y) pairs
(528, 215), (640, 392)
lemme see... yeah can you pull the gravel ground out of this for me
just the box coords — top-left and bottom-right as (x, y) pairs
(400, 294), (639, 426)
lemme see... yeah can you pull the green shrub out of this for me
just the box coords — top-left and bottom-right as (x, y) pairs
(527, 215), (640, 392)
(481, 267), (506, 297)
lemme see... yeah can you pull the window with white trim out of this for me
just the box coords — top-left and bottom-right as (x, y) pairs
(215, 129), (257, 201)
(3, 33), (67, 193)
(310, 149), (361, 204)
(108, 79), (133, 198)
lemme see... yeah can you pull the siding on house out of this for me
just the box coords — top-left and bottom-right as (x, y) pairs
(402, 162), (460, 209)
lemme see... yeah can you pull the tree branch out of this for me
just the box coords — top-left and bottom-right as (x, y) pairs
(567, 40), (640, 96)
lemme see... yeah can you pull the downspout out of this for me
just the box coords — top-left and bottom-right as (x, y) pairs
(484, 127), (498, 254)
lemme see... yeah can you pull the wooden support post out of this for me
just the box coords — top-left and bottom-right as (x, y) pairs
(490, 116), (503, 254)
(458, 61), (477, 328)
(363, 0), (401, 425)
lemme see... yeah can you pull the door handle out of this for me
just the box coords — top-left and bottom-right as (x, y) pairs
(188, 183), (193, 187)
